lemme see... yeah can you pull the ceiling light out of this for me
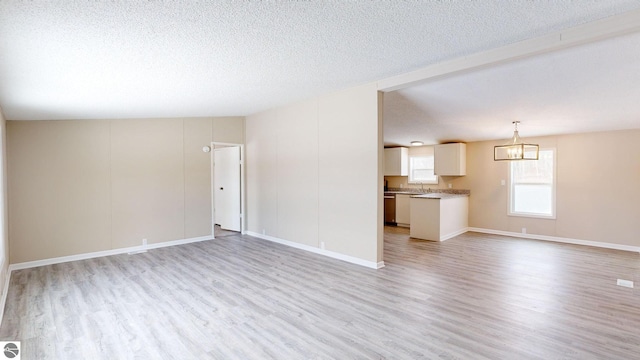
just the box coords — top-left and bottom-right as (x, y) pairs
(494, 121), (539, 161)
(410, 141), (424, 146)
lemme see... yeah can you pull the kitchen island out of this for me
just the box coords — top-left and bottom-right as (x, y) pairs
(409, 193), (468, 241)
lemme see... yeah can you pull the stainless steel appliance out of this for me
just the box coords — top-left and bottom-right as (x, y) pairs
(384, 193), (396, 225)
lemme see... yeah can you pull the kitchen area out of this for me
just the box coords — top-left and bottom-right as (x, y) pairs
(384, 142), (470, 241)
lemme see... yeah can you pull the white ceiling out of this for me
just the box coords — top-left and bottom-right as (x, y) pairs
(383, 30), (640, 146)
(1, 1), (640, 123)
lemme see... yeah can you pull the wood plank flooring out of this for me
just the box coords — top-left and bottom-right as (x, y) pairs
(214, 224), (240, 238)
(1, 227), (639, 359)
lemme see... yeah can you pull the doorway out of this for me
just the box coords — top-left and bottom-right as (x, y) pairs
(211, 143), (244, 238)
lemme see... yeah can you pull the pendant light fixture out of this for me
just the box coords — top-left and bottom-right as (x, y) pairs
(494, 121), (539, 161)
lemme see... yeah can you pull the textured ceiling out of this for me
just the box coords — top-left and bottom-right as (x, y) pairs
(1, 1), (640, 121)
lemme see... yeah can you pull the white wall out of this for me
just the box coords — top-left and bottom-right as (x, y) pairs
(457, 129), (640, 248)
(246, 83), (383, 265)
(276, 99), (319, 247)
(246, 109), (278, 237)
(0, 107), (8, 310)
(7, 117), (244, 263)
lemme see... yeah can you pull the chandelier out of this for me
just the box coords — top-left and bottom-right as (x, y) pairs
(494, 121), (539, 161)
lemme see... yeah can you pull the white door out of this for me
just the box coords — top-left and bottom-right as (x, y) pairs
(214, 146), (241, 231)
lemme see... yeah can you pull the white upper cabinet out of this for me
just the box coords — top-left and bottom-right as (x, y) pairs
(434, 143), (466, 176)
(384, 147), (408, 176)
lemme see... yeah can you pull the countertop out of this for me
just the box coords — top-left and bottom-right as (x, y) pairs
(384, 191), (415, 196)
(384, 189), (470, 198)
(410, 193), (469, 199)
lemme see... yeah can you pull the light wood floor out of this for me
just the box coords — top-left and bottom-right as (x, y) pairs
(214, 224), (240, 238)
(1, 227), (639, 359)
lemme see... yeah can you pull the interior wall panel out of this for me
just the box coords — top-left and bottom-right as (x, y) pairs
(459, 129), (640, 247)
(318, 84), (380, 262)
(110, 119), (185, 248)
(7, 117), (244, 263)
(213, 116), (245, 144)
(7, 121), (111, 263)
(0, 109), (6, 295)
(276, 99), (319, 247)
(246, 110), (278, 236)
(184, 118), (213, 239)
(554, 131), (639, 246)
(246, 84), (381, 264)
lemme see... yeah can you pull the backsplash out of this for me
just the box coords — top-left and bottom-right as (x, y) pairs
(386, 187), (470, 195)
(384, 175), (465, 191)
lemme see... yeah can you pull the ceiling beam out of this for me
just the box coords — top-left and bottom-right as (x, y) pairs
(377, 8), (640, 92)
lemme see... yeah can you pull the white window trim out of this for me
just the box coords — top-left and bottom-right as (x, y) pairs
(408, 155), (438, 185)
(508, 148), (557, 219)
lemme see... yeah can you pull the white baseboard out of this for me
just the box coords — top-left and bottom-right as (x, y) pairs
(245, 231), (385, 269)
(8, 235), (214, 272)
(468, 227), (640, 253)
(441, 228), (469, 241)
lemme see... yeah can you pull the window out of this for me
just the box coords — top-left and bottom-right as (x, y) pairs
(509, 149), (555, 218)
(408, 146), (438, 184)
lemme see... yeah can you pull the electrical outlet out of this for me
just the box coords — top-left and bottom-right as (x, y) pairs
(320, 241), (325, 250)
(142, 238), (147, 246)
(448, 183), (452, 189)
(501, 179), (506, 186)
(617, 279), (634, 288)
(262, 229), (265, 235)
(521, 228), (527, 234)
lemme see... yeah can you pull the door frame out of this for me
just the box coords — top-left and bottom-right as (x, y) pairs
(210, 142), (245, 238)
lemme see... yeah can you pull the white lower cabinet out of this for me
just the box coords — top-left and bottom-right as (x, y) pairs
(410, 196), (468, 241)
(395, 194), (411, 227)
